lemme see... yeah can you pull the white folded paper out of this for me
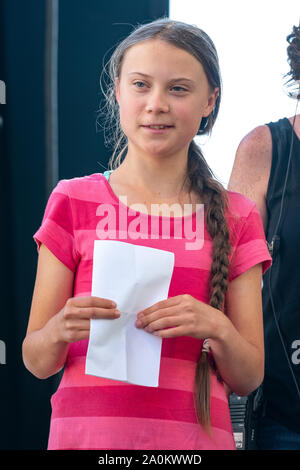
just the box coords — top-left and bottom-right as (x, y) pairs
(85, 240), (175, 387)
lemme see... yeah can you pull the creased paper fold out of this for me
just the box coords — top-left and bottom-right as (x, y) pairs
(85, 240), (174, 387)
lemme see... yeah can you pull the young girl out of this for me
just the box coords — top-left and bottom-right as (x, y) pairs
(22, 18), (271, 450)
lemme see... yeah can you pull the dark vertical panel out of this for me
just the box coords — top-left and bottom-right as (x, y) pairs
(0, 0), (60, 450)
(0, 0), (16, 450)
(45, 0), (59, 194)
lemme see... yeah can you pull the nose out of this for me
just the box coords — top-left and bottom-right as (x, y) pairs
(145, 88), (170, 113)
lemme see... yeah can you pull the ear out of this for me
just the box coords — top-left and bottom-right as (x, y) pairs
(115, 77), (120, 104)
(203, 87), (219, 118)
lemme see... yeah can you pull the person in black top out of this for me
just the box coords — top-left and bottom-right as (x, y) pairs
(228, 23), (300, 450)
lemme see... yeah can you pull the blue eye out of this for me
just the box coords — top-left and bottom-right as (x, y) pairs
(172, 86), (187, 92)
(133, 81), (146, 88)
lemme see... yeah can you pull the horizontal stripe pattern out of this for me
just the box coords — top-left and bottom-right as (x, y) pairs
(48, 417), (235, 450)
(66, 334), (204, 362)
(73, 263), (210, 306)
(60, 356), (227, 402)
(33, 173), (272, 450)
(50, 385), (232, 432)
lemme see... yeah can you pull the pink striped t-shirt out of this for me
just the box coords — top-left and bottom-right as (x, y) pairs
(33, 172), (271, 450)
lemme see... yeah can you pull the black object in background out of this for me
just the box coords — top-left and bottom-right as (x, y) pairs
(229, 392), (261, 450)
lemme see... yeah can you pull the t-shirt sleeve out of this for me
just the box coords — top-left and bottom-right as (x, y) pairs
(228, 202), (272, 282)
(33, 179), (79, 272)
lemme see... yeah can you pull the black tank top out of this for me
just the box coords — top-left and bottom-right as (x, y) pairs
(262, 117), (300, 432)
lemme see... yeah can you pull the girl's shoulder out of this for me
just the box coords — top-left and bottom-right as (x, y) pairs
(57, 172), (104, 188)
(225, 189), (271, 278)
(225, 189), (258, 220)
(52, 172), (107, 198)
(225, 190), (267, 249)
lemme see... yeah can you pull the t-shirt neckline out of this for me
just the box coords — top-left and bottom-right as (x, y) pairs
(101, 171), (203, 221)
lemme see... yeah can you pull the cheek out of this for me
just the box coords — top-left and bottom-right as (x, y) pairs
(118, 99), (134, 135)
(119, 94), (143, 129)
(177, 103), (202, 134)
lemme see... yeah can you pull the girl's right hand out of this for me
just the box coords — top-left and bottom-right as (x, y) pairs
(54, 296), (120, 344)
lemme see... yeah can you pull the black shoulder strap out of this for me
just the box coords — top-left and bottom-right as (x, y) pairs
(265, 118), (293, 248)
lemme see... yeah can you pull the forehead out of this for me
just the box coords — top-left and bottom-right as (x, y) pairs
(120, 39), (206, 80)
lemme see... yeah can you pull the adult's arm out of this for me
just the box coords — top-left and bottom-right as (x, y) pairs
(228, 125), (272, 230)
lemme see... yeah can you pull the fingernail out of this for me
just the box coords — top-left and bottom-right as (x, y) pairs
(135, 319), (142, 327)
(115, 309), (121, 315)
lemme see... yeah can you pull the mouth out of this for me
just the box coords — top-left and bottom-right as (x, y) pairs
(142, 124), (174, 130)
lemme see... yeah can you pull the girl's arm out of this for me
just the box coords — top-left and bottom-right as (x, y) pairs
(22, 243), (120, 379)
(135, 263), (264, 396)
(22, 244), (74, 379)
(208, 263), (264, 396)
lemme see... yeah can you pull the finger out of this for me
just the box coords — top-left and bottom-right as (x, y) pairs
(64, 327), (90, 343)
(64, 319), (91, 332)
(136, 306), (177, 328)
(138, 296), (181, 316)
(75, 330), (91, 341)
(65, 306), (120, 320)
(67, 296), (117, 309)
(153, 325), (188, 338)
(143, 315), (182, 333)
(84, 307), (121, 319)
(94, 309), (121, 319)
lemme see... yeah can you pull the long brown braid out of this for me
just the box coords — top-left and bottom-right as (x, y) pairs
(99, 17), (232, 431)
(188, 140), (231, 429)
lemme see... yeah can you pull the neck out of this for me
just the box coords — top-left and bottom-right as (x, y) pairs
(113, 147), (190, 198)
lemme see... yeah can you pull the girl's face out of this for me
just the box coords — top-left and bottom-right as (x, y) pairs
(115, 39), (218, 162)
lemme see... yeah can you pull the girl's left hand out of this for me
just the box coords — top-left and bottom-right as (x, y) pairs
(135, 294), (225, 339)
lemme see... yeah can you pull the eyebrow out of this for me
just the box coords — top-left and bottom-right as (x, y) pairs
(128, 72), (195, 83)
